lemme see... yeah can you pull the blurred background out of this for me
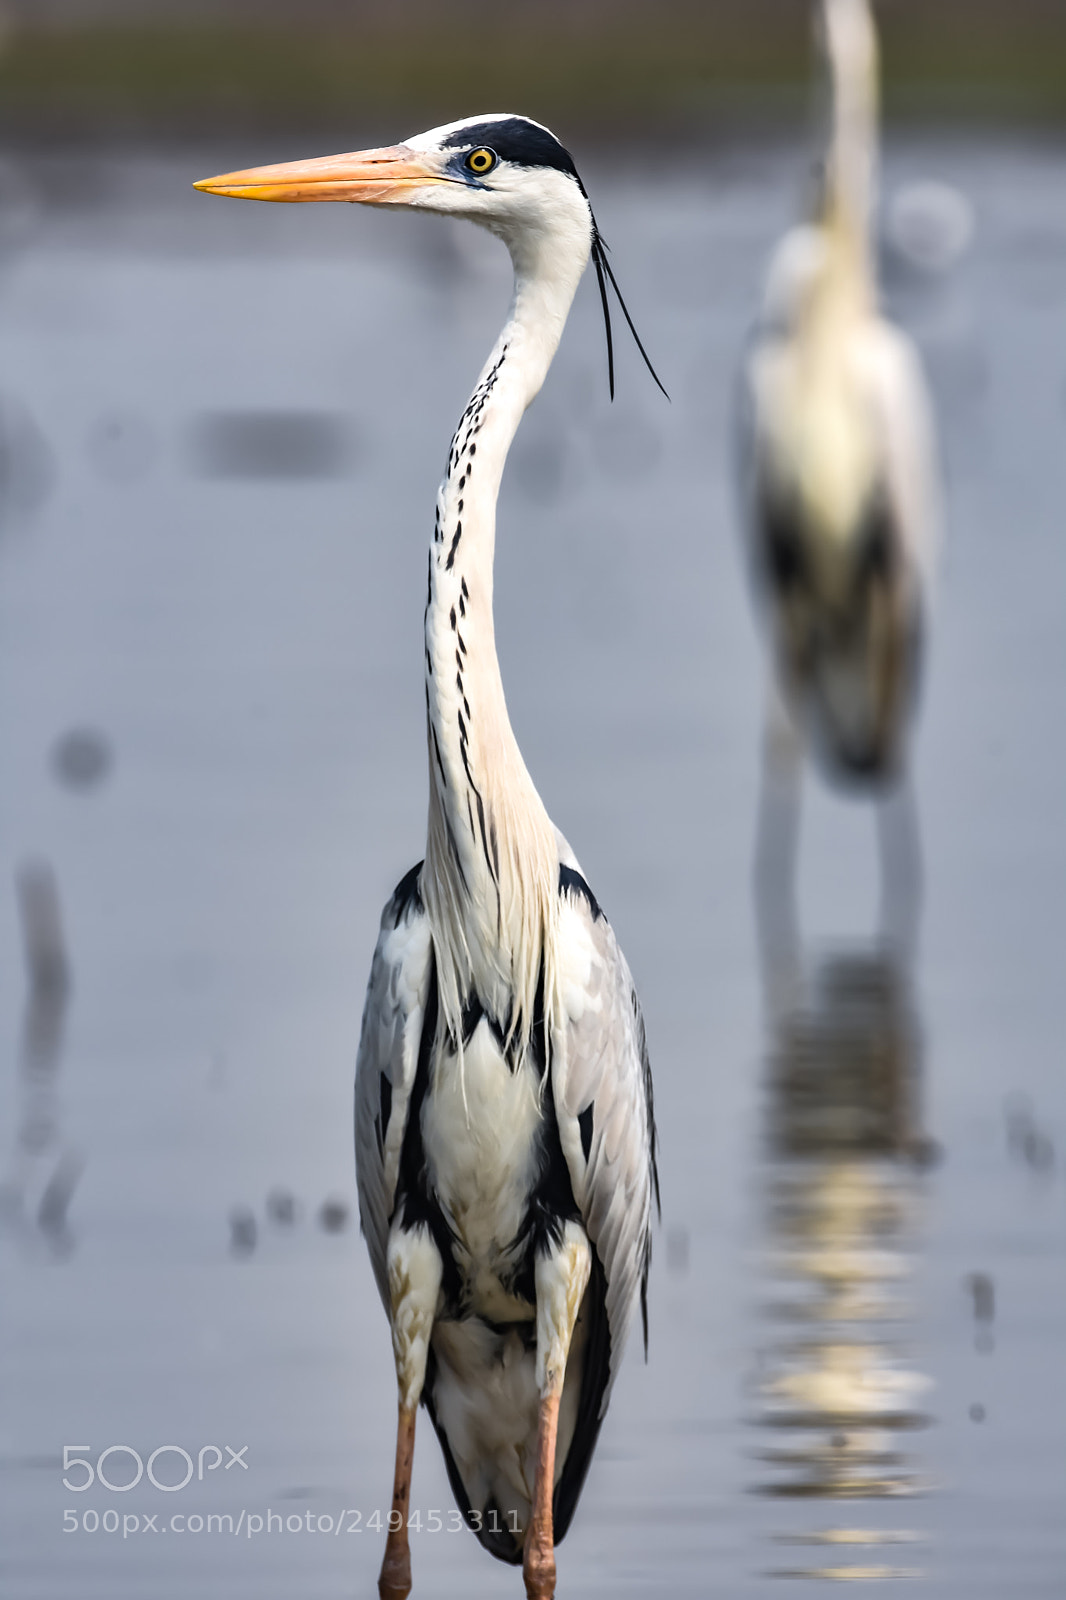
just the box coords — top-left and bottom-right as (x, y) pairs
(0, 2), (1063, 1596)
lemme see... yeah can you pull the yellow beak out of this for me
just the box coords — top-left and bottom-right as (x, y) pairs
(193, 144), (449, 204)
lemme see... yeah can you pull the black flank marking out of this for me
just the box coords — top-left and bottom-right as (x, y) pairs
(449, 606), (456, 630)
(455, 651), (463, 671)
(459, 594), (466, 617)
(457, 499), (463, 511)
(431, 723), (447, 788)
(491, 957), (548, 1078)
(456, 672), (463, 694)
(512, 1073), (578, 1303)
(378, 1073), (392, 1152)
(469, 443), (476, 456)
(463, 697), (470, 718)
(459, 475), (466, 490)
(459, 991), (484, 1048)
(531, 957), (548, 1076)
(578, 1103), (594, 1163)
(395, 961), (464, 1310)
(446, 525), (462, 571)
(386, 861), (424, 922)
(446, 816), (468, 888)
(474, 790), (497, 885)
(457, 708), (467, 742)
(489, 817), (501, 883)
(559, 864), (605, 922)
(457, 631), (467, 654)
(461, 578), (469, 598)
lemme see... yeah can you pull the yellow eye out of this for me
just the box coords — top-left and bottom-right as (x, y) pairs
(465, 147), (497, 176)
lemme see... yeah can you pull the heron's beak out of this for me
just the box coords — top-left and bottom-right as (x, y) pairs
(193, 144), (449, 204)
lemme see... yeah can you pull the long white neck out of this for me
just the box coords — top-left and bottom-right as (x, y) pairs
(421, 207), (591, 1049)
(821, 0), (879, 286)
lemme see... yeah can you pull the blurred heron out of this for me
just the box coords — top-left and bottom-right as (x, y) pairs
(196, 115), (660, 1600)
(739, 0), (941, 942)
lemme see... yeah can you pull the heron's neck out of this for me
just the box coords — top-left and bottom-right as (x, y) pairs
(822, 0), (879, 291)
(421, 226), (588, 1039)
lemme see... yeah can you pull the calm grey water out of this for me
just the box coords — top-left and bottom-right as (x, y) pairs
(0, 129), (1063, 1598)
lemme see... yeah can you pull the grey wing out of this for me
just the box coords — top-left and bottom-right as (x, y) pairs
(354, 864), (435, 1309)
(551, 874), (659, 1405)
(735, 327), (800, 613)
(734, 327), (765, 527)
(865, 322), (942, 597)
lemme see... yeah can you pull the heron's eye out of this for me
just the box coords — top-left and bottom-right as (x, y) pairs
(465, 148), (497, 176)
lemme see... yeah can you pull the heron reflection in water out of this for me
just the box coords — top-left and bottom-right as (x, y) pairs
(750, 917), (935, 1580)
(739, 0), (942, 951)
(0, 861), (82, 1254)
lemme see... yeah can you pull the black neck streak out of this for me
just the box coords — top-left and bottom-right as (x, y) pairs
(426, 346), (510, 915)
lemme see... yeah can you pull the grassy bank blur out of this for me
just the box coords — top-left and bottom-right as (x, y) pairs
(0, 2), (1064, 142)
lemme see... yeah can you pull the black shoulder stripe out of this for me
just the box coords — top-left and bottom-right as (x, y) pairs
(578, 1103), (594, 1164)
(378, 1072), (392, 1154)
(386, 861), (424, 924)
(558, 864), (604, 923)
(395, 960), (464, 1311)
(459, 992), (484, 1048)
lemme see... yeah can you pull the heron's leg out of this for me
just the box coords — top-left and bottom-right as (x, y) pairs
(379, 1225), (442, 1600)
(755, 679), (804, 1018)
(524, 1223), (591, 1600)
(877, 773), (923, 963)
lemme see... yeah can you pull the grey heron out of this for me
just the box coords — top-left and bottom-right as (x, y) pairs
(739, 0), (941, 940)
(196, 114), (661, 1600)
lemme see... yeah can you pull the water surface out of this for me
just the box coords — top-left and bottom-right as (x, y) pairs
(0, 129), (1063, 1597)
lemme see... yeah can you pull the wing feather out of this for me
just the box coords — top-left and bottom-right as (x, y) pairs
(354, 863), (434, 1308)
(551, 873), (658, 1406)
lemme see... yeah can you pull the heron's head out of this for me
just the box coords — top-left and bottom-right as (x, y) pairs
(195, 112), (665, 399)
(196, 114), (592, 252)
(817, 0), (878, 90)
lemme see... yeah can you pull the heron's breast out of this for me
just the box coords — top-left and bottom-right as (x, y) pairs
(422, 1019), (543, 1273)
(762, 330), (880, 553)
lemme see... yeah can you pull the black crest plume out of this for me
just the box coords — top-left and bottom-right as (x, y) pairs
(590, 221), (669, 402)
